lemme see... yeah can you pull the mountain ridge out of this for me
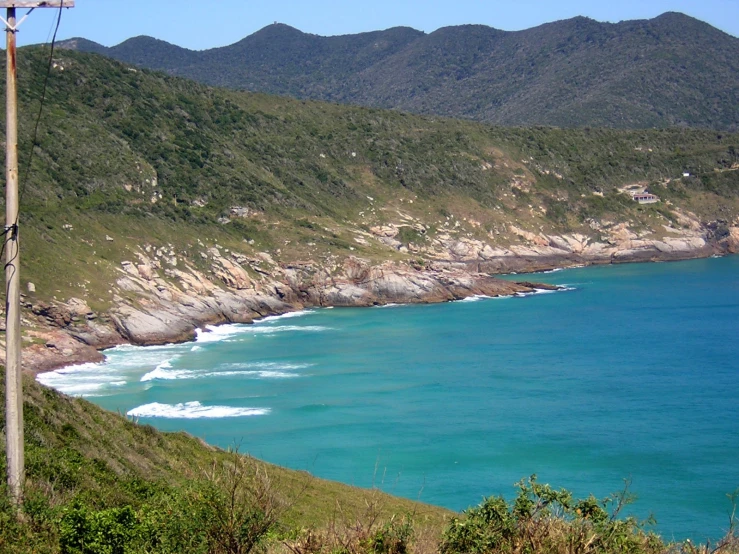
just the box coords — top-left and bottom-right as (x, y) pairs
(57, 12), (739, 129)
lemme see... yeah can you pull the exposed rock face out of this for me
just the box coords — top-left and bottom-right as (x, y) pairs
(2, 329), (107, 374)
(19, 209), (735, 375)
(420, 210), (719, 274)
(21, 250), (541, 373)
(282, 258), (531, 307)
(724, 227), (739, 253)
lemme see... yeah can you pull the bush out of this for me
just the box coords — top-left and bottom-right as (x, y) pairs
(440, 476), (663, 554)
(59, 504), (138, 554)
(198, 454), (286, 554)
(283, 491), (414, 554)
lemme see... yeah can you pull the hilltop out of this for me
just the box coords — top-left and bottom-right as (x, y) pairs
(59, 12), (739, 129)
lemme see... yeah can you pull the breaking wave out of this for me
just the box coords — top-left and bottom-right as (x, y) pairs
(249, 325), (330, 334)
(515, 286), (576, 297)
(140, 357), (189, 382)
(196, 324), (251, 343)
(195, 316), (327, 344)
(457, 295), (490, 303)
(37, 362), (129, 397)
(257, 310), (315, 323)
(140, 361), (310, 382)
(127, 401), (270, 419)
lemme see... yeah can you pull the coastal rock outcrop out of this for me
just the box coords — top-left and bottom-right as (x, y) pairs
(17, 206), (736, 375)
(19, 249), (544, 373)
(413, 209), (719, 274)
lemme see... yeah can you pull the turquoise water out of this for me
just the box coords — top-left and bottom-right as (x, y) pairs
(39, 256), (739, 541)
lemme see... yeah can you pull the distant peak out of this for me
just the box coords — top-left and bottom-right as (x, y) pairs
(56, 37), (108, 54)
(118, 35), (176, 46)
(111, 35), (196, 55)
(648, 11), (731, 36)
(653, 11), (697, 21)
(256, 23), (306, 35)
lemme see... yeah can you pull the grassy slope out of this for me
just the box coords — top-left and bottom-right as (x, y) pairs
(2, 47), (737, 308)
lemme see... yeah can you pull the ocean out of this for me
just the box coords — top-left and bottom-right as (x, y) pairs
(38, 256), (739, 541)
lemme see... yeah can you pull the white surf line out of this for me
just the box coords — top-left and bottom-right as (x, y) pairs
(127, 401), (271, 419)
(36, 361), (133, 397)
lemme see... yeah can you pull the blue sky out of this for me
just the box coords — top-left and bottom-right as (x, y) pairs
(12, 0), (739, 49)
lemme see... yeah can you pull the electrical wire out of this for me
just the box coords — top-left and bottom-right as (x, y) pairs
(19, 0), (65, 207)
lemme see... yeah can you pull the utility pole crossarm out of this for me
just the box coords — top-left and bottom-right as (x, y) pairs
(0, 2), (74, 7)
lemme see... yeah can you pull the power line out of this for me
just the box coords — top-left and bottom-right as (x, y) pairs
(19, 2), (64, 209)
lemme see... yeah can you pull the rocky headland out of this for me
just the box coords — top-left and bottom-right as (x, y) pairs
(8, 206), (738, 376)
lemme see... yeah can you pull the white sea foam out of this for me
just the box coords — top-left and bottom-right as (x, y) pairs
(140, 357), (190, 382)
(127, 401), (270, 419)
(539, 286), (576, 293)
(139, 361), (309, 382)
(252, 371), (297, 379)
(196, 324), (250, 344)
(457, 295), (489, 303)
(203, 361), (308, 380)
(374, 303), (401, 308)
(37, 315), (322, 395)
(101, 344), (185, 371)
(249, 325), (330, 334)
(219, 361), (312, 371)
(257, 310), (315, 324)
(51, 382), (106, 394)
(37, 362), (128, 397)
(64, 344), (190, 391)
(515, 286), (576, 298)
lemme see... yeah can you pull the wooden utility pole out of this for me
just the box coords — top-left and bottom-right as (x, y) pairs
(0, 0), (73, 505)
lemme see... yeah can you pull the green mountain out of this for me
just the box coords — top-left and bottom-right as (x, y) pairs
(59, 13), (739, 129)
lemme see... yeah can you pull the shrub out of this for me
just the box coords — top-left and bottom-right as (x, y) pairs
(283, 492), (414, 554)
(440, 476), (663, 554)
(198, 454), (286, 554)
(59, 504), (138, 554)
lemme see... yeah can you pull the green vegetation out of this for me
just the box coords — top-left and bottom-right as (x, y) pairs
(63, 13), (739, 129)
(0, 28), (734, 554)
(441, 477), (662, 554)
(3, 46), (738, 305)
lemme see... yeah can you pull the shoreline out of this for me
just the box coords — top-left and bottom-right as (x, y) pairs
(28, 281), (549, 378)
(20, 246), (736, 378)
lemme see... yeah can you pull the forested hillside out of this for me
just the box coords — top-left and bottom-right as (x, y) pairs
(60, 12), (739, 129)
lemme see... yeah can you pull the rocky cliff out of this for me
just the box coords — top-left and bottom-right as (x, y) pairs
(9, 204), (738, 375)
